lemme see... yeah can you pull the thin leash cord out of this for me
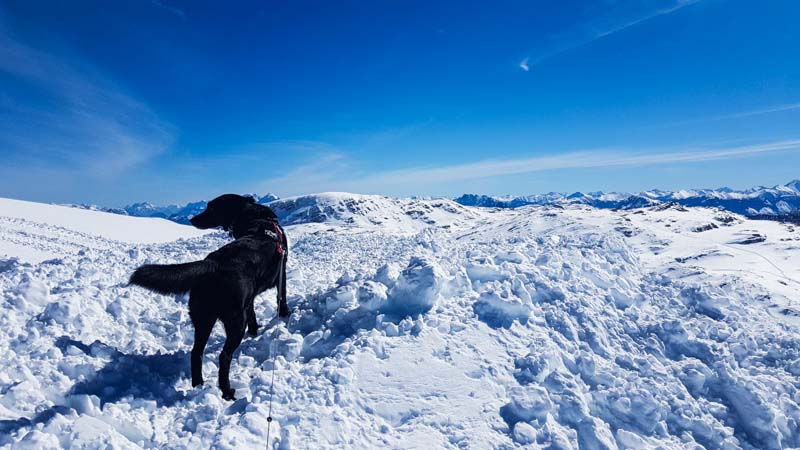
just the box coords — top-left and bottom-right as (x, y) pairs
(265, 350), (277, 447)
(266, 242), (286, 449)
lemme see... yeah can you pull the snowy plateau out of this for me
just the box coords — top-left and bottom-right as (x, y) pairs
(1, 192), (800, 449)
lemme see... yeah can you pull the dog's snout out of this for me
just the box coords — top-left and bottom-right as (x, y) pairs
(189, 212), (210, 229)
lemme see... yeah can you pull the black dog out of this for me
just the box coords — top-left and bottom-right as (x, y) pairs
(129, 194), (288, 400)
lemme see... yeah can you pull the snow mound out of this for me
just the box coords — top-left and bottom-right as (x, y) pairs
(267, 192), (484, 232)
(386, 256), (446, 315)
(472, 287), (532, 328)
(287, 255), (443, 360)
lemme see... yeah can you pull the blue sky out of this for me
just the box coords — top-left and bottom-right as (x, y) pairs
(1, 0), (799, 206)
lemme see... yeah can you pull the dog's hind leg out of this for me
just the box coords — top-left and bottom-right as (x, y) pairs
(218, 313), (246, 400)
(246, 300), (259, 337)
(277, 254), (290, 318)
(191, 315), (215, 387)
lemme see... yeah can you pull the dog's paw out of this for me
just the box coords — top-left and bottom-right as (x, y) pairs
(192, 379), (204, 388)
(221, 388), (236, 401)
(247, 324), (259, 337)
(278, 306), (291, 318)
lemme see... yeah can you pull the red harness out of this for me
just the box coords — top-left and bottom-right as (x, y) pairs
(270, 221), (285, 256)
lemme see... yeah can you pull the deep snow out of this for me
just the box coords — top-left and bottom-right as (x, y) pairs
(1, 194), (799, 449)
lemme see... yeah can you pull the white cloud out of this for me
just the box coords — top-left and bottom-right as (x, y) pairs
(592, 0), (700, 39)
(0, 23), (174, 176)
(522, 0), (702, 68)
(723, 102), (800, 119)
(259, 139), (800, 197)
(252, 152), (352, 196)
(357, 139), (800, 187)
(151, 0), (187, 20)
(519, 57), (530, 72)
(641, 101), (800, 130)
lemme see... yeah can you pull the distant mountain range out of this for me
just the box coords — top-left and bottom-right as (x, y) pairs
(65, 180), (800, 226)
(454, 179), (800, 217)
(66, 193), (279, 224)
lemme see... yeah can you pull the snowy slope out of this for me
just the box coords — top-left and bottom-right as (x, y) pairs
(0, 198), (211, 264)
(1, 195), (800, 449)
(267, 192), (486, 233)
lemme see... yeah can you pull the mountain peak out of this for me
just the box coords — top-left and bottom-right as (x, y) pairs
(784, 179), (800, 192)
(453, 179), (800, 217)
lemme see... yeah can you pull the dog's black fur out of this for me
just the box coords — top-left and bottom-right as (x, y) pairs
(129, 194), (288, 400)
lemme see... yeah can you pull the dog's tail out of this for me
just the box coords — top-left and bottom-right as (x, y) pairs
(129, 260), (218, 295)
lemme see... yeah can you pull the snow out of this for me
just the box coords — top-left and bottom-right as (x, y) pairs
(454, 179), (800, 218)
(0, 198), (210, 263)
(2, 194), (800, 449)
(267, 192), (485, 233)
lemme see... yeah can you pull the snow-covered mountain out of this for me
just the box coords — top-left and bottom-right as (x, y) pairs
(456, 179), (800, 216)
(68, 194), (280, 225)
(86, 192), (483, 231)
(2, 194), (800, 449)
(72, 180), (800, 228)
(268, 192), (485, 232)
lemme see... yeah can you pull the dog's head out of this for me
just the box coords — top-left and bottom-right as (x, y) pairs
(190, 194), (256, 230)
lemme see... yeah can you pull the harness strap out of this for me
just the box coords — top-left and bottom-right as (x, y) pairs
(271, 222), (285, 255)
(262, 221), (285, 256)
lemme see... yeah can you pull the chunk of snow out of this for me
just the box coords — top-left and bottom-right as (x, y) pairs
(385, 256), (445, 316)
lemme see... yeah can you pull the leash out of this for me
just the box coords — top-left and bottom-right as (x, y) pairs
(265, 343), (278, 448)
(265, 221), (286, 448)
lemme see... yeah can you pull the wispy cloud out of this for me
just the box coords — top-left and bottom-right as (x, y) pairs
(714, 102), (800, 120)
(180, 140), (341, 171)
(253, 152), (352, 196)
(260, 139), (800, 196)
(521, 0), (701, 69)
(641, 101), (800, 130)
(151, 0), (187, 20)
(519, 57), (530, 72)
(355, 140), (800, 188)
(0, 22), (173, 175)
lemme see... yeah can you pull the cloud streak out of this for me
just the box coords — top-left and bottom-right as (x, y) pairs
(718, 102), (800, 120)
(261, 139), (800, 196)
(356, 140), (800, 188)
(253, 152), (352, 196)
(0, 22), (173, 176)
(641, 101), (800, 130)
(151, 0), (187, 20)
(521, 0), (701, 69)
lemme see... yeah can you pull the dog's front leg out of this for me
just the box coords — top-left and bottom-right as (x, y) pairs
(277, 254), (290, 318)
